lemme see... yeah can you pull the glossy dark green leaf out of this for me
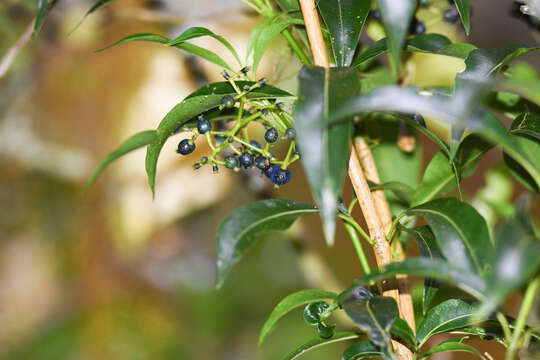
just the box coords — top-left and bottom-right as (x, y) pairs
(411, 135), (492, 206)
(247, 15), (304, 75)
(215, 199), (317, 288)
(339, 286), (399, 348)
(416, 299), (477, 347)
(281, 332), (360, 360)
(454, 0), (471, 34)
(477, 196), (540, 317)
(96, 32), (234, 70)
(422, 337), (483, 358)
(87, 130), (156, 186)
(406, 198), (493, 275)
(259, 289), (337, 346)
(376, 0), (416, 77)
(33, 0), (50, 37)
(401, 226), (442, 315)
(146, 81), (293, 194)
(339, 258), (487, 303)
(276, 0), (300, 11)
(390, 318), (417, 349)
(341, 341), (382, 360)
(510, 112), (540, 140)
(317, 0), (370, 67)
(294, 66), (359, 245)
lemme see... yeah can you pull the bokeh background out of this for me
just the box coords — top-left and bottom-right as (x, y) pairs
(0, 0), (539, 359)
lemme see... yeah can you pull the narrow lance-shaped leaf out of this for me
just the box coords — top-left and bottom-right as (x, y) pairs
(390, 318), (417, 349)
(87, 130), (157, 186)
(341, 341), (383, 360)
(416, 299), (479, 347)
(70, 0), (116, 33)
(281, 332), (360, 360)
(376, 0), (416, 77)
(216, 199), (318, 288)
(317, 0), (370, 67)
(33, 0), (50, 37)
(339, 286), (398, 349)
(422, 337), (484, 359)
(145, 81), (293, 195)
(259, 289), (337, 346)
(294, 66), (359, 245)
(454, 0), (471, 35)
(406, 198), (494, 275)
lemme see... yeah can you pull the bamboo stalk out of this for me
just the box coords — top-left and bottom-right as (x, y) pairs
(298, 1), (413, 358)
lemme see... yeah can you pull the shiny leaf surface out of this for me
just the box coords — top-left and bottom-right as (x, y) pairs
(281, 332), (360, 360)
(341, 341), (382, 360)
(422, 337), (483, 358)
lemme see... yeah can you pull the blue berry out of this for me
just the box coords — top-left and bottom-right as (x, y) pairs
(265, 127), (279, 143)
(261, 108), (269, 115)
(410, 18), (426, 35)
(213, 165), (219, 173)
(239, 152), (254, 168)
(197, 116), (211, 134)
(221, 95), (235, 108)
(265, 164), (279, 178)
(177, 139), (195, 155)
(443, 8), (459, 23)
(250, 140), (262, 149)
(240, 66), (249, 74)
(371, 9), (381, 20)
(270, 166), (291, 185)
(255, 156), (270, 171)
(285, 128), (296, 140)
(225, 155), (239, 169)
(215, 134), (226, 144)
(193, 163), (201, 170)
(221, 71), (230, 80)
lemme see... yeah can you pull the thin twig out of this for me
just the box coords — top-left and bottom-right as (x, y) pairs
(0, 19), (35, 79)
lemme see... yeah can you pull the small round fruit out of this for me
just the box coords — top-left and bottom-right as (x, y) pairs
(201, 156), (208, 164)
(250, 140), (262, 149)
(177, 139), (195, 155)
(220, 95), (235, 108)
(239, 152), (254, 168)
(261, 108), (269, 115)
(212, 165), (219, 173)
(443, 7), (459, 23)
(265, 164), (279, 178)
(410, 18), (426, 35)
(285, 128), (296, 140)
(293, 147), (301, 159)
(316, 323), (335, 339)
(193, 163), (201, 170)
(303, 301), (330, 326)
(240, 66), (249, 74)
(225, 155), (239, 169)
(265, 127), (279, 143)
(371, 9), (381, 20)
(197, 116), (211, 134)
(255, 156), (270, 171)
(271, 167), (291, 185)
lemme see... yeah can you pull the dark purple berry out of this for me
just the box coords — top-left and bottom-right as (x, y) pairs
(265, 127), (279, 143)
(265, 164), (279, 178)
(250, 140), (262, 149)
(240, 66), (249, 74)
(443, 8), (460, 23)
(270, 166), (291, 185)
(243, 85), (250, 92)
(285, 128), (296, 139)
(410, 18), (426, 35)
(255, 156), (270, 171)
(193, 163), (201, 170)
(275, 102), (283, 110)
(261, 108), (269, 115)
(197, 116), (211, 134)
(371, 9), (381, 20)
(258, 77), (267, 86)
(215, 134), (226, 144)
(239, 152), (254, 168)
(222, 71), (230, 80)
(220, 95), (235, 108)
(213, 165), (219, 173)
(225, 155), (239, 169)
(177, 139), (195, 155)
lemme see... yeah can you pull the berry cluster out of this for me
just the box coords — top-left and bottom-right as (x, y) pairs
(303, 301), (336, 339)
(175, 67), (299, 187)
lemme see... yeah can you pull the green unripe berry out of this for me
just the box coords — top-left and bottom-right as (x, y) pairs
(221, 95), (235, 108)
(303, 301), (330, 326)
(225, 155), (239, 169)
(316, 322), (335, 339)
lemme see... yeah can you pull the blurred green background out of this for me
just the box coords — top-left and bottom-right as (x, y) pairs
(0, 1), (538, 359)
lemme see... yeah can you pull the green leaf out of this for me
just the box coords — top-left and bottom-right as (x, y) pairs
(510, 112), (540, 140)
(401, 226), (442, 315)
(281, 332), (360, 360)
(368, 181), (414, 206)
(247, 15), (304, 75)
(416, 299), (477, 347)
(422, 337), (483, 358)
(477, 196), (540, 317)
(33, 0), (50, 37)
(338, 258), (487, 302)
(276, 0), (300, 11)
(341, 341), (382, 360)
(216, 199), (317, 288)
(406, 198), (494, 275)
(69, 0), (116, 34)
(317, 0), (370, 67)
(339, 287), (399, 348)
(294, 66), (359, 245)
(259, 289), (337, 346)
(146, 81), (293, 194)
(376, 0), (416, 77)
(453, 0), (471, 35)
(167, 27), (242, 67)
(87, 130), (157, 186)
(500, 62), (540, 104)
(390, 318), (417, 349)
(411, 135), (492, 206)
(96, 32), (234, 70)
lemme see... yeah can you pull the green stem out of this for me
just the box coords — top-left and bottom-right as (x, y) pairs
(338, 214), (374, 246)
(343, 222), (371, 275)
(506, 276), (540, 360)
(387, 212), (406, 242)
(281, 29), (312, 66)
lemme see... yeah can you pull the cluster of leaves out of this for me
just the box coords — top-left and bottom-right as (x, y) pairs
(30, 0), (540, 358)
